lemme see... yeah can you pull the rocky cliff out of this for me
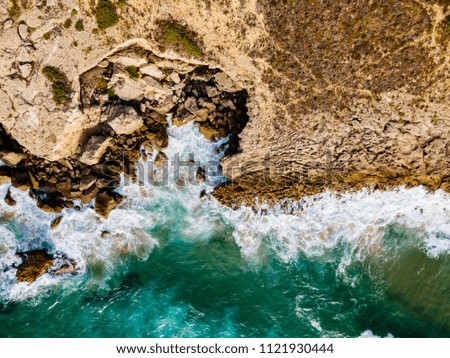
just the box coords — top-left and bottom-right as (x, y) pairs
(1, 0), (449, 210)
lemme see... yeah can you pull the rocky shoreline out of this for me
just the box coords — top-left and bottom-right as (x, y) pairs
(1, 1), (450, 283)
(0, 44), (249, 222)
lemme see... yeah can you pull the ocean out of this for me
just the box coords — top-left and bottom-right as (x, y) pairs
(0, 121), (449, 338)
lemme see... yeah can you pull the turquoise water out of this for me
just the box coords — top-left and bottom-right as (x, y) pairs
(0, 122), (449, 338)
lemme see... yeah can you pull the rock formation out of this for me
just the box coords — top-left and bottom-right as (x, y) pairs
(0, 0), (449, 212)
(15, 250), (78, 283)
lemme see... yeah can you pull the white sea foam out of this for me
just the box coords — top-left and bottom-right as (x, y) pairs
(219, 187), (450, 265)
(0, 120), (449, 301)
(359, 330), (394, 338)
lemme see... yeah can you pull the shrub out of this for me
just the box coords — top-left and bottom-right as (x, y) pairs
(75, 19), (84, 31)
(41, 66), (71, 105)
(107, 88), (117, 99)
(96, 78), (109, 92)
(8, 0), (21, 18)
(71, 9), (78, 16)
(42, 66), (67, 83)
(95, 0), (119, 29)
(161, 20), (202, 57)
(51, 83), (69, 105)
(64, 18), (72, 28)
(125, 65), (140, 79)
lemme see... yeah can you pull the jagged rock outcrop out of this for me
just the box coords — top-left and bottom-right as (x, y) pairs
(15, 250), (78, 283)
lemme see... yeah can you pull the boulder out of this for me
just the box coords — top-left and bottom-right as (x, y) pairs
(79, 175), (97, 191)
(1, 152), (26, 166)
(15, 250), (79, 282)
(19, 63), (32, 78)
(140, 64), (164, 79)
(214, 72), (242, 92)
(113, 77), (145, 101)
(10, 168), (31, 191)
(50, 216), (63, 229)
(169, 72), (181, 84)
(108, 106), (144, 135)
(185, 97), (199, 114)
(37, 198), (66, 213)
(0, 175), (11, 185)
(79, 136), (113, 166)
(95, 190), (124, 219)
(16, 250), (54, 283)
(154, 152), (168, 167)
(4, 187), (16, 206)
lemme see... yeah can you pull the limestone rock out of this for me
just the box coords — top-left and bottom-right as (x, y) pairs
(108, 106), (144, 135)
(79, 175), (97, 191)
(19, 63), (32, 78)
(205, 86), (220, 98)
(18, 23), (29, 40)
(79, 136), (112, 166)
(113, 77), (145, 101)
(169, 72), (181, 84)
(185, 97), (199, 114)
(112, 56), (147, 68)
(1, 152), (26, 166)
(154, 151), (168, 167)
(140, 64), (164, 79)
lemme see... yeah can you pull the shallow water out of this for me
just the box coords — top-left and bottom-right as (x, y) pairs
(0, 122), (449, 337)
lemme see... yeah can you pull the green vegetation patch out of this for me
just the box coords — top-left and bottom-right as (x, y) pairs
(445, 15), (450, 37)
(438, 0), (450, 12)
(8, 0), (21, 18)
(64, 18), (72, 29)
(43, 31), (52, 40)
(75, 19), (84, 31)
(95, 0), (119, 29)
(96, 78), (109, 92)
(42, 66), (71, 105)
(160, 20), (202, 58)
(125, 65), (140, 79)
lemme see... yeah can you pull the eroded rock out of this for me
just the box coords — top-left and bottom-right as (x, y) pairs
(95, 190), (124, 219)
(4, 187), (16, 206)
(1, 152), (26, 166)
(108, 106), (144, 135)
(79, 136), (113, 166)
(16, 251), (54, 283)
(15, 250), (78, 283)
